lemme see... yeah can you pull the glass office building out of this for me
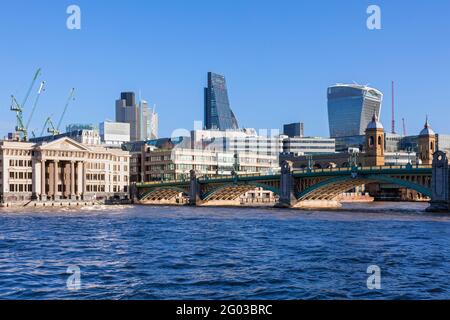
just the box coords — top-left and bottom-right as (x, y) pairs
(204, 72), (239, 131)
(327, 84), (383, 138)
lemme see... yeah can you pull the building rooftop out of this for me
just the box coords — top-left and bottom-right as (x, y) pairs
(420, 118), (435, 136)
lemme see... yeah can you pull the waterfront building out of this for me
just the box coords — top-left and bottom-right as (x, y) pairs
(283, 122), (304, 138)
(135, 144), (279, 182)
(116, 92), (141, 142)
(204, 72), (239, 131)
(328, 84), (383, 138)
(0, 137), (130, 205)
(99, 121), (130, 148)
(282, 137), (335, 155)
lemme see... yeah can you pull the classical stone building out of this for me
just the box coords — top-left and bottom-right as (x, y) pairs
(0, 137), (130, 205)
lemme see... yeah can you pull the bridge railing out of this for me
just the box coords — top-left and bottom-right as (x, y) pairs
(292, 164), (432, 175)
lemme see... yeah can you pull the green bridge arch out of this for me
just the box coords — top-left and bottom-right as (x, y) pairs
(201, 182), (281, 201)
(297, 174), (432, 200)
(140, 186), (189, 201)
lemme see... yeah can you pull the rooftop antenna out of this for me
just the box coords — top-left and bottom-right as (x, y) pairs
(391, 81), (396, 134)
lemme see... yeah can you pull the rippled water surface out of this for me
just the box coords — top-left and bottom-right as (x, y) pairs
(0, 202), (449, 300)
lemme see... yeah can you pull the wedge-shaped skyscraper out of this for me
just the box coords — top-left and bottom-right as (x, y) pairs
(204, 72), (239, 131)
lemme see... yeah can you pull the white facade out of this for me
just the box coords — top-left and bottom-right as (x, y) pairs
(100, 121), (130, 147)
(191, 129), (284, 158)
(282, 137), (336, 155)
(139, 100), (159, 141)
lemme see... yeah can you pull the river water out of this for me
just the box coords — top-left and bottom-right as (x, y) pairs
(0, 202), (449, 300)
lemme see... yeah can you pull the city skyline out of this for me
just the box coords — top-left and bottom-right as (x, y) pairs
(0, 0), (449, 139)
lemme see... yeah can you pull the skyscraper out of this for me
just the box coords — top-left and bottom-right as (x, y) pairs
(204, 72), (239, 131)
(116, 92), (141, 142)
(283, 122), (304, 138)
(139, 99), (159, 140)
(327, 84), (383, 138)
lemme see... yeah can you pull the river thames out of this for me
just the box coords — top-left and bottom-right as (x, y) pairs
(0, 203), (449, 300)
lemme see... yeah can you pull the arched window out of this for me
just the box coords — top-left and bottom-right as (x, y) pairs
(369, 136), (374, 147)
(378, 136), (382, 145)
(431, 142), (434, 151)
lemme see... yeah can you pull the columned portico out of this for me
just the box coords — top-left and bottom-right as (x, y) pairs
(1, 137), (131, 206)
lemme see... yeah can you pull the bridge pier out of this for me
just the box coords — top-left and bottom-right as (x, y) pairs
(427, 151), (450, 212)
(276, 161), (297, 208)
(189, 170), (202, 206)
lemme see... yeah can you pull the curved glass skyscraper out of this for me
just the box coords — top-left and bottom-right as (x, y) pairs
(204, 72), (239, 131)
(327, 84), (383, 138)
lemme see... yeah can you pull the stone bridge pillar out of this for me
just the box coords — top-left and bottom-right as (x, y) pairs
(189, 170), (202, 206)
(427, 151), (450, 212)
(130, 183), (138, 204)
(277, 161), (297, 208)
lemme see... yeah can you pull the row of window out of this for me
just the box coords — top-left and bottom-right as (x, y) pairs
(9, 184), (33, 192)
(9, 171), (33, 180)
(85, 185), (129, 193)
(9, 160), (32, 167)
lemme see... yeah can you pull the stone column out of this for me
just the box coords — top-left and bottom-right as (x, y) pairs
(32, 160), (40, 201)
(427, 151), (449, 212)
(76, 162), (83, 199)
(54, 160), (59, 200)
(189, 170), (202, 206)
(71, 161), (76, 199)
(276, 161), (297, 208)
(41, 160), (46, 201)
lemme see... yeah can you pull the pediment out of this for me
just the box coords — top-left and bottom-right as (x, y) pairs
(38, 137), (90, 152)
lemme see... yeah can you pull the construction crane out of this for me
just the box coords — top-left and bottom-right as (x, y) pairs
(41, 117), (59, 137)
(39, 88), (76, 137)
(26, 81), (46, 130)
(10, 68), (42, 141)
(56, 88), (75, 132)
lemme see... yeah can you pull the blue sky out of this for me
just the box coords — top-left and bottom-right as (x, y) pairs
(0, 0), (449, 138)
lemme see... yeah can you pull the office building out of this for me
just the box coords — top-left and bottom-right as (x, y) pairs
(283, 122), (304, 138)
(116, 92), (141, 142)
(204, 72), (239, 131)
(136, 146), (279, 182)
(139, 100), (158, 140)
(191, 129), (284, 158)
(327, 84), (383, 138)
(282, 137), (336, 155)
(100, 121), (130, 147)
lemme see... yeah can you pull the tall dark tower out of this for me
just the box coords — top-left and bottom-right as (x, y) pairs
(204, 72), (239, 131)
